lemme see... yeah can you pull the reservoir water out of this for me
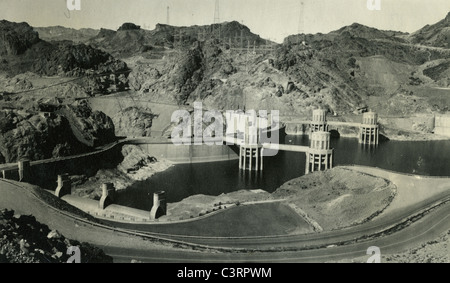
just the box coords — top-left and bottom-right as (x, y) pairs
(116, 136), (450, 210)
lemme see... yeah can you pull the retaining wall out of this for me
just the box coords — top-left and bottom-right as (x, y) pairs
(435, 115), (450, 137)
(137, 143), (239, 164)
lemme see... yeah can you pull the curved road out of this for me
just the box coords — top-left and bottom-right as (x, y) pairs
(104, 204), (450, 262)
(1, 168), (450, 262)
(101, 189), (450, 250)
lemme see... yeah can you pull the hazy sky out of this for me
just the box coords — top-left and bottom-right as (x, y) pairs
(0, 0), (449, 42)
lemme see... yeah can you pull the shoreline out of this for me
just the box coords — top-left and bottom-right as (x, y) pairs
(285, 129), (450, 142)
(72, 145), (174, 199)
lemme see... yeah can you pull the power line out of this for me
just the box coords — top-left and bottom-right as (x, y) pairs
(166, 6), (170, 25)
(214, 0), (221, 39)
(214, 0), (220, 24)
(298, 1), (305, 45)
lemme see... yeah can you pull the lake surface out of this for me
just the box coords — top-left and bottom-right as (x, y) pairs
(116, 136), (450, 210)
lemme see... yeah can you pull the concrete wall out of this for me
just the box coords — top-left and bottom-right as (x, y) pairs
(137, 143), (239, 164)
(435, 115), (450, 137)
(380, 115), (435, 134)
(285, 123), (308, 135)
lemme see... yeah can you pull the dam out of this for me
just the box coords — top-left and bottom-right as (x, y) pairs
(2, 107), (449, 219)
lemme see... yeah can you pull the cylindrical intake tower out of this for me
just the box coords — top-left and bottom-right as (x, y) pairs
(306, 131), (333, 174)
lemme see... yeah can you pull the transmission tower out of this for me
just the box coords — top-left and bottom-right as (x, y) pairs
(214, 0), (220, 24)
(297, 1), (305, 45)
(214, 0), (221, 39)
(167, 6), (170, 25)
(246, 40), (251, 72)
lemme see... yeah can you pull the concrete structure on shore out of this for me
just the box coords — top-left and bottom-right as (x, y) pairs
(150, 191), (167, 220)
(18, 160), (31, 183)
(284, 109), (380, 145)
(311, 109), (329, 133)
(99, 183), (116, 210)
(360, 112), (379, 145)
(55, 174), (72, 198)
(435, 115), (450, 137)
(231, 111), (334, 174)
(306, 132), (333, 174)
(239, 115), (264, 171)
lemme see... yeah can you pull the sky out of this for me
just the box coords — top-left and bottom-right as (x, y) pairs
(0, 0), (449, 43)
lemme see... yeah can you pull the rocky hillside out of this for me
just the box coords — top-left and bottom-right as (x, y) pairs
(34, 26), (99, 43)
(0, 110), (84, 163)
(0, 209), (112, 263)
(28, 16), (450, 119)
(88, 21), (270, 58)
(0, 101), (115, 164)
(2, 15), (450, 145)
(409, 12), (450, 48)
(112, 107), (155, 137)
(0, 20), (40, 56)
(0, 20), (128, 88)
(119, 14), (449, 120)
(56, 101), (116, 148)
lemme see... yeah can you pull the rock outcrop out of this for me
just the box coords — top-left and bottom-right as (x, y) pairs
(0, 101), (115, 164)
(409, 12), (450, 48)
(57, 101), (116, 148)
(0, 110), (87, 163)
(0, 20), (40, 56)
(34, 26), (99, 43)
(0, 20), (129, 87)
(112, 107), (155, 137)
(118, 23), (141, 31)
(0, 209), (112, 263)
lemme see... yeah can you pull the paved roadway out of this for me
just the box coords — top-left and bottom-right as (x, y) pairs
(100, 189), (450, 249)
(102, 202), (450, 263)
(1, 173), (450, 263)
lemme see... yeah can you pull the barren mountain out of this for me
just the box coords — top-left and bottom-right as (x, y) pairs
(124, 18), (450, 117)
(0, 20), (40, 56)
(409, 12), (450, 48)
(0, 21), (127, 77)
(2, 14), (450, 165)
(33, 26), (99, 44)
(88, 21), (271, 58)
